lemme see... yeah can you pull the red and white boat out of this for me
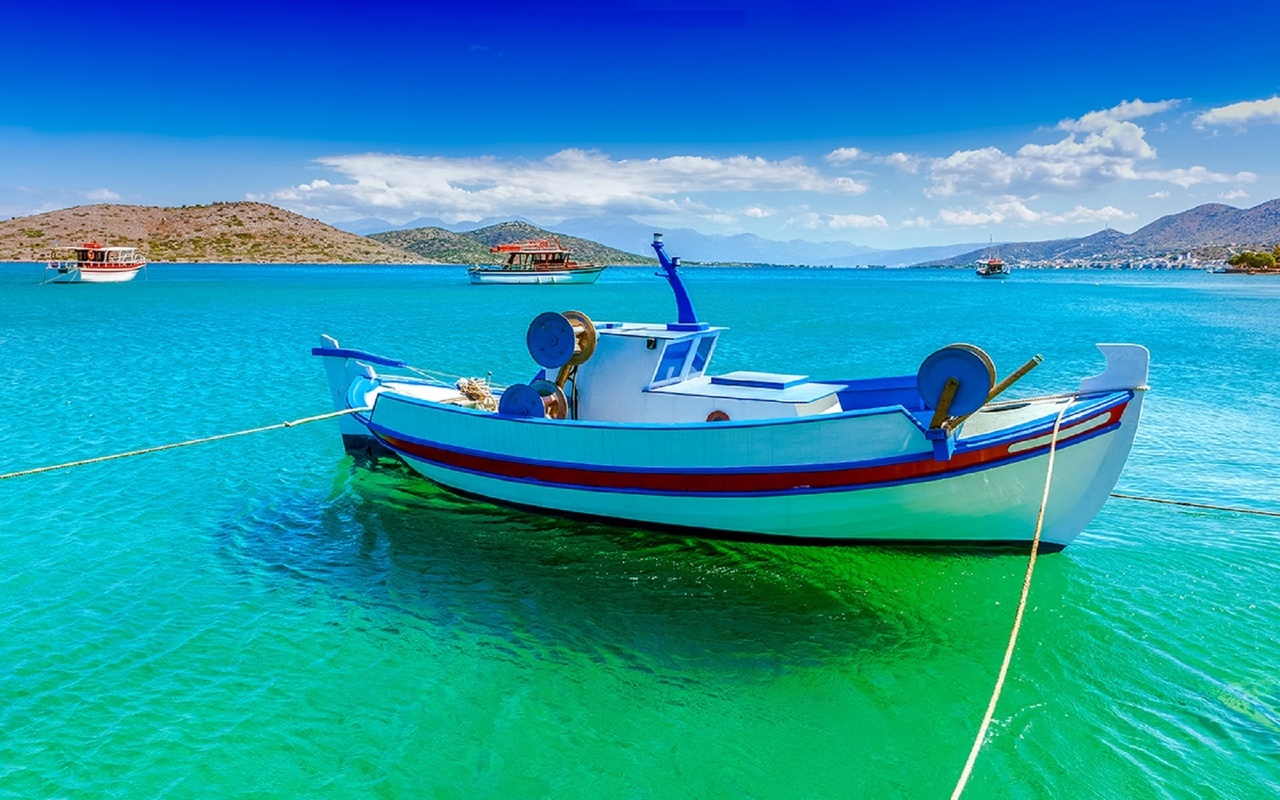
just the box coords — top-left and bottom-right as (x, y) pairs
(315, 234), (1148, 550)
(469, 238), (606, 284)
(975, 241), (1010, 278)
(44, 242), (146, 284)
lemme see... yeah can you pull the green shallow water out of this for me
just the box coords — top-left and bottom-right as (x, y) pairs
(1, 262), (1277, 798)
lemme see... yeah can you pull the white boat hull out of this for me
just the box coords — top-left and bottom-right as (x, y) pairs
(469, 267), (605, 285)
(368, 389), (1141, 547)
(47, 266), (143, 284)
(396, 418), (1133, 548)
(318, 350), (1145, 549)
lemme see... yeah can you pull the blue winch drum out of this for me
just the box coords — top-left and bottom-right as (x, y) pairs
(497, 383), (547, 418)
(526, 312), (576, 369)
(916, 343), (996, 418)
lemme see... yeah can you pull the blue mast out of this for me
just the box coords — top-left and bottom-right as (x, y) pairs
(651, 233), (709, 331)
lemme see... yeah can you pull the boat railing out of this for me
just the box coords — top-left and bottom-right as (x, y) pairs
(46, 251), (145, 267)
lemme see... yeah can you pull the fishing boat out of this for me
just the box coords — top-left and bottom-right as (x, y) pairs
(975, 250), (1010, 278)
(44, 242), (146, 284)
(468, 238), (606, 284)
(315, 234), (1148, 550)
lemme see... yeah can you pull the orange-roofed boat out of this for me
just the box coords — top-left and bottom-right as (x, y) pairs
(469, 238), (606, 284)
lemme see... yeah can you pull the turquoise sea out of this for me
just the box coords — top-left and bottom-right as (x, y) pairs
(1, 261), (1277, 799)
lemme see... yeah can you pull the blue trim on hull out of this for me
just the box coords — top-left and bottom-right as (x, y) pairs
(370, 414), (1124, 498)
(311, 347), (407, 368)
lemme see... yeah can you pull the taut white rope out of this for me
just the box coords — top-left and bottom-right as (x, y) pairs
(0, 407), (371, 481)
(950, 399), (1073, 799)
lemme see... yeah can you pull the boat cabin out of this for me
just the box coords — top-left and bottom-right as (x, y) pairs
(569, 323), (846, 423)
(50, 243), (144, 265)
(491, 239), (582, 271)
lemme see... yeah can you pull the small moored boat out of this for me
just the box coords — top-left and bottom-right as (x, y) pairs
(468, 238), (606, 284)
(316, 234), (1148, 550)
(44, 242), (146, 284)
(975, 239), (1010, 278)
(975, 253), (1010, 278)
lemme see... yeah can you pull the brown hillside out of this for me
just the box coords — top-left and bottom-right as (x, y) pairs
(0, 202), (432, 263)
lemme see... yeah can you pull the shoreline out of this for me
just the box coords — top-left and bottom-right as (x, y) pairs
(2, 262), (1269, 273)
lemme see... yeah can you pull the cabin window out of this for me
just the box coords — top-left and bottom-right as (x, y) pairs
(651, 339), (693, 386)
(689, 335), (716, 377)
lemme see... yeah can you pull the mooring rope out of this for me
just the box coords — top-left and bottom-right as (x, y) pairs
(405, 364), (508, 392)
(1109, 492), (1280, 518)
(951, 399), (1073, 799)
(0, 407), (370, 482)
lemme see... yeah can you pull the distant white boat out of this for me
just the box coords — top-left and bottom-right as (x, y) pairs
(468, 238), (605, 284)
(44, 242), (145, 284)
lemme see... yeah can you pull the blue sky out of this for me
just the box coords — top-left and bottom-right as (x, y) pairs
(5, 0), (1280, 248)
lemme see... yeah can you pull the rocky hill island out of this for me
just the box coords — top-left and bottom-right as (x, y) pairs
(0, 203), (656, 266)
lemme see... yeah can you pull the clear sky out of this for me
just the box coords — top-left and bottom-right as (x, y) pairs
(5, 0), (1280, 248)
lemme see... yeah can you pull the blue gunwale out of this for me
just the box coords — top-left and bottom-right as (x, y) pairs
(374, 379), (1131, 442)
(311, 346), (406, 368)
(366, 401), (1125, 476)
(371, 416), (1125, 497)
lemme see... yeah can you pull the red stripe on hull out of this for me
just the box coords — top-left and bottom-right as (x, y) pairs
(376, 403), (1127, 494)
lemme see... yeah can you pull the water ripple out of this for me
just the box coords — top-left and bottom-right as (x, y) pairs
(3, 265), (1279, 797)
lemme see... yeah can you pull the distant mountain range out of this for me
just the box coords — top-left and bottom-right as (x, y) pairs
(6, 197), (1276, 268)
(930, 199), (1280, 266)
(369, 221), (657, 266)
(337, 213), (984, 267)
(337, 215), (539, 237)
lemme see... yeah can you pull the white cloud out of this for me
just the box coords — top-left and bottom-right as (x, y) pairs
(1219, 188), (1250, 201)
(1059, 98), (1181, 132)
(938, 207), (1001, 226)
(939, 200), (1038, 226)
(84, 188), (121, 201)
(900, 216), (933, 229)
(1046, 205), (1136, 224)
(833, 176), (870, 194)
(826, 147), (864, 164)
(928, 116), (1158, 197)
(1139, 166), (1256, 187)
(254, 149), (863, 224)
(788, 212), (824, 230)
(928, 121), (1163, 196)
(743, 206), (774, 218)
(880, 152), (921, 174)
(1195, 96), (1280, 129)
(828, 213), (889, 229)
(1148, 190), (1170, 199)
(926, 98), (1253, 198)
(938, 199), (1135, 227)
(787, 211), (888, 230)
